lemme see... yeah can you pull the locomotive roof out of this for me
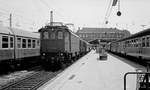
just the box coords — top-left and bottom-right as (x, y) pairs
(67, 28), (90, 44)
(0, 26), (39, 38)
(38, 25), (90, 44)
(39, 25), (68, 32)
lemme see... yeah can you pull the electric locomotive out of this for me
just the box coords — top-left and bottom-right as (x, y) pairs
(39, 22), (90, 70)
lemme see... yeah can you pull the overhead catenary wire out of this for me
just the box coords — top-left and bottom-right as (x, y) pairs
(103, 0), (113, 25)
(0, 8), (35, 28)
(38, 0), (74, 24)
(103, 0), (119, 26)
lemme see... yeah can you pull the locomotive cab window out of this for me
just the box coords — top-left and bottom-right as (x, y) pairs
(43, 31), (49, 39)
(2, 36), (8, 48)
(10, 37), (14, 48)
(57, 31), (63, 39)
(51, 32), (55, 39)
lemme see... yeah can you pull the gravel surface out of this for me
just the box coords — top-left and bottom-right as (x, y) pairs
(0, 70), (35, 88)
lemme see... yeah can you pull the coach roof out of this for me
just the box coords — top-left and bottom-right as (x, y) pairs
(0, 26), (39, 38)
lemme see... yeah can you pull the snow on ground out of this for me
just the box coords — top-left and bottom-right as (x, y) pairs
(39, 50), (146, 90)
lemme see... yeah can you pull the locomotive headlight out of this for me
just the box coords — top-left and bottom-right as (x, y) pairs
(43, 53), (45, 56)
(60, 53), (63, 56)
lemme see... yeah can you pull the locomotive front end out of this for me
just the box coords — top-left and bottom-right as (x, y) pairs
(39, 25), (67, 70)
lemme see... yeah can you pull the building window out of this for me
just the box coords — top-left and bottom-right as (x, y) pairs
(58, 31), (63, 39)
(28, 39), (31, 48)
(10, 37), (14, 48)
(17, 38), (21, 48)
(2, 36), (8, 48)
(22, 39), (26, 48)
(32, 40), (36, 48)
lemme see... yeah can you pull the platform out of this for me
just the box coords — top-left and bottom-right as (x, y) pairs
(38, 50), (146, 90)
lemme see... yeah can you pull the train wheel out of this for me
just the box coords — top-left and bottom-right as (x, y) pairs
(139, 56), (143, 61)
(0, 63), (9, 74)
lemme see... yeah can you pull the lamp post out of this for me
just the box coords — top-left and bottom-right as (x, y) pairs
(98, 39), (101, 54)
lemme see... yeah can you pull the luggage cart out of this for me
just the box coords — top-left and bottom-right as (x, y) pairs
(99, 48), (107, 60)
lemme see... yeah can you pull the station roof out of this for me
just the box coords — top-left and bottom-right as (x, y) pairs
(76, 27), (125, 34)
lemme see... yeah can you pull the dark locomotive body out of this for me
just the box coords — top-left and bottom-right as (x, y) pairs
(39, 24), (90, 70)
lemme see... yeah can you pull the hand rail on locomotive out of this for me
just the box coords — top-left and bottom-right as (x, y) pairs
(124, 66), (150, 90)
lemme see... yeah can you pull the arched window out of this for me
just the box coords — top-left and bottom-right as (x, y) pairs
(57, 31), (63, 39)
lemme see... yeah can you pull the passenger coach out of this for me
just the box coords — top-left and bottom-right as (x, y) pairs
(0, 26), (40, 72)
(108, 28), (150, 61)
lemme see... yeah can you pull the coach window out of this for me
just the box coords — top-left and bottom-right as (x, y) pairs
(58, 31), (63, 39)
(142, 38), (146, 47)
(2, 36), (8, 48)
(146, 37), (149, 47)
(22, 39), (26, 48)
(133, 40), (136, 47)
(135, 39), (138, 47)
(17, 38), (21, 48)
(28, 39), (31, 48)
(32, 40), (36, 48)
(10, 37), (14, 48)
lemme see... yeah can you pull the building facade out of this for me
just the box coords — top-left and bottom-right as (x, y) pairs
(76, 27), (131, 46)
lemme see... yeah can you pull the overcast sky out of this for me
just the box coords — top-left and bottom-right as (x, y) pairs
(0, 0), (150, 34)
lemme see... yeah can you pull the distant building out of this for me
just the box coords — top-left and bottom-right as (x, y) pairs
(76, 27), (131, 47)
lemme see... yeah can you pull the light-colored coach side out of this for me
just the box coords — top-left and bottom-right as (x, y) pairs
(0, 26), (40, 62)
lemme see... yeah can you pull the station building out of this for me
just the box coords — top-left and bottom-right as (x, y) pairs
(76, 27), (131, 47)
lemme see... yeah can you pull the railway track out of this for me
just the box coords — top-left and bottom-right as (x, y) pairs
(0, 70), (62, 90)
(108, 51), (150, 68)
